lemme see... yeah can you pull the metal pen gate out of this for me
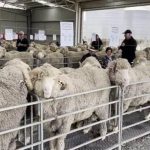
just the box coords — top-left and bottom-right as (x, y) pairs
(0, 80), (149, 150)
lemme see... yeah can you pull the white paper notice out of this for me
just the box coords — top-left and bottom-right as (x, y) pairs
(60, 22), (74, 46)
(34, 33), (39, 40)
(109, 27), (120, 47)
(91, 33), (96, 42)
(5, 29), (13, 40)
(30, 35), (33, 40)
(53, 34), (57, 41)
(38, 30), (46, 41)
(13, 33), (18, 40)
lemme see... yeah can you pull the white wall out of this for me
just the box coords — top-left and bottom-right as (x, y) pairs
(82, 8), (150, 46)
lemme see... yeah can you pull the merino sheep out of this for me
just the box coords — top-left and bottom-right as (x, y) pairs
(0, 46), (6, 59)
(0, 51), (34, 68)
(30, 63), (111, 150)
(109, 58), (150, 115)
(1, 40), (16, 51)
(80, 56), (101, 68)
(133, 48), (150, 66)
(66, 50), (89, 68)
(40, 52), (64, 68)
(0, 59), (32, 150)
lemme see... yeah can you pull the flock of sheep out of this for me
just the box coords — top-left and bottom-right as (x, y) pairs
(0, 40), (150, 150)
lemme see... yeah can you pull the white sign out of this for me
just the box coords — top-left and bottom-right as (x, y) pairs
(13, 33), (18, 40)
(60, 22), (74, 46)
(30, 35), (34, 40)
(91, 33), (96, 42)
(5, 29), (13, 40)
(109, 27), (120, 47)
(38, 30), (45, 35)
(53, 34), (57, 41)
(38, 30), (46, 41)
(34, 33), (39, 40)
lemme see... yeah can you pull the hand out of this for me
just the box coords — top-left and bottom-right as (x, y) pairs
(121, 43), (125, 46)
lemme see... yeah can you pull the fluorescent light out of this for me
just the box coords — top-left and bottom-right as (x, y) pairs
(35, 0), (47, 4)
(124, 6), (150, 11)
(35, 0), (56, 7)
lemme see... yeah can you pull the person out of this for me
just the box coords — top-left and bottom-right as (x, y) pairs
(16, 31), (29, 52)
(91, 34), (103, 50)
(80, 48), (99, 63)
(119, 30), (137, 64)
(102, 47), (113, 69)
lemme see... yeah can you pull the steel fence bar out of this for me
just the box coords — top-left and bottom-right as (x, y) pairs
(0, 85), (118, 113)
(43, 100), (119, 124)
(42, 115), (119, 143)
(123, 118), (150, 131)
(122, 130), (150, 145)
(69, 130), (119, 150)
(123, 105), (150, 116)
(124, 93), (150, 102)
(118, 87), (124, 150)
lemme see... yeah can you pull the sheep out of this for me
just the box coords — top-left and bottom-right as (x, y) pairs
(30, 63), (111, 150)
(1, 40), (16, 51)
(40, 52), (64, 68)
(0, 58), (32, 150)
(108, 58), (150, 115)
(0, 51), (34, 68)
(66, 50), (89, 68)
(0, 46), (6, 59)
(80, 56), (101, 68)
(133, 48), (150, 66)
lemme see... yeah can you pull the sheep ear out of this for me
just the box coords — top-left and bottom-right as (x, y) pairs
(22, 69), (33, 91)
(58, 81), (67, 90)
(38, 72), (44, 80)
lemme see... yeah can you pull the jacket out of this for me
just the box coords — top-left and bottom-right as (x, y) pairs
(119, 37), (137, 64)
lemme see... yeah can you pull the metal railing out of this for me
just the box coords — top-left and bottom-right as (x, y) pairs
(0, 81), (149, 150)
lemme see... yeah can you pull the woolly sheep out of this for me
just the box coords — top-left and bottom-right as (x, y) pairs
(66, 50), (89, 68)
(80, 56), (101, 68)
(1, 40), (16, 51)
(30, 63), (111, 150)
(37, 52), (64, 68)
(0, 51), (34, 68)
(109, 58), (150, 115)
(133, 48), (150, 66)
(0, 46), (6, 58)
(0, 59), (32, 150)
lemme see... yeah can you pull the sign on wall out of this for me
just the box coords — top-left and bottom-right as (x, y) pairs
(109, 27), (120, 47)
(5, 29), (13, 40)
(60, 22), (74, 46)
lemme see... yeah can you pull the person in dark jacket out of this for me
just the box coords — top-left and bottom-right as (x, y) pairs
(102, 47), (113, 69)
(80, 48), (99, 63)
(119, 30), (137, 64)
(16, 31), (29, 52)
(91, 34), (103, 50)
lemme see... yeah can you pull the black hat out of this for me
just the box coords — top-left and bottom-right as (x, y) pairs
(123, 30), (132, 34)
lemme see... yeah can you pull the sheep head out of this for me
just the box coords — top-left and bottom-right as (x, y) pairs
(4, 58), (33, 91)
(108, 58), (131, 87)
(0, 46), (6, 58)
(30, 64), (62, 98)
(144, 47), (150, 60)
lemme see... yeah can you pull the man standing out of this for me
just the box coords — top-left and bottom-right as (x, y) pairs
(119, 30), (137, 64)
(16, 31), (29, 52)
(91, 34), (103, 50)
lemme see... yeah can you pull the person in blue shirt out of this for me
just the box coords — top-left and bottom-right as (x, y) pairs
(102, 47), (113, 69)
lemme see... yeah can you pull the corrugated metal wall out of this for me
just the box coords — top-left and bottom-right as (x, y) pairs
(31, 7), (76, 43)
(0, 8), (27, 34)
